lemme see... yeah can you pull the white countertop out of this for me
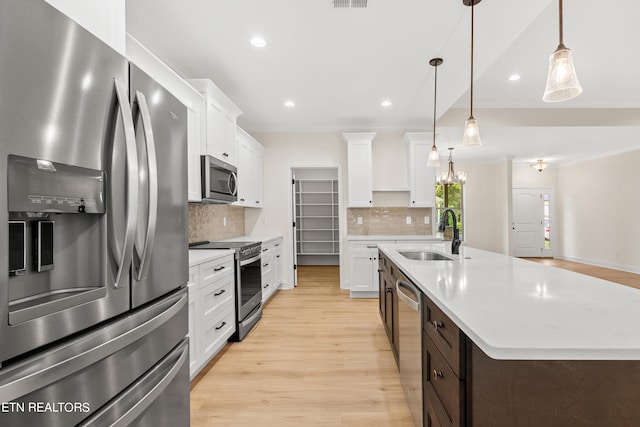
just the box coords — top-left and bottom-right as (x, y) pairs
(347, 235), (442, 241)
(188, 249), (235, 266)
(379, 242), (640, 360)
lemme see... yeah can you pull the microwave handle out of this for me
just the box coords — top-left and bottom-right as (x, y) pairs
(228, 171), (238, 196)
(133, 90), (158, 282)
(113, 78), (139, 288)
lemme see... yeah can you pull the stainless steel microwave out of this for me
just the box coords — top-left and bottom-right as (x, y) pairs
(201, 155), (238, 203)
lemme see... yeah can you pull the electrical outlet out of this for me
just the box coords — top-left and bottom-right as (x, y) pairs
(406, 216), (411, 225)
(424, 216), (429, 225)
(357, 216), (363, 225)
(223, 217), (227, 227)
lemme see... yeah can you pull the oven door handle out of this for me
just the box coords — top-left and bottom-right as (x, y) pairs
(240, 255), (261, 267)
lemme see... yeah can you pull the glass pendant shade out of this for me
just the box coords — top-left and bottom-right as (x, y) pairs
(543, 47), (582, 102)
(427, 145), (440, 167)
(462, 117), (481, 147)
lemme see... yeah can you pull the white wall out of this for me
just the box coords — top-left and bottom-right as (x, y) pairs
(452, 159), (511, 255)
(513, 163), (559, 188)
(557, 149), (640, 273)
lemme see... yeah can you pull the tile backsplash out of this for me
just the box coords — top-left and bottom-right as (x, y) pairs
(188, 203), (245, 243)
(347, 207), (433, 235)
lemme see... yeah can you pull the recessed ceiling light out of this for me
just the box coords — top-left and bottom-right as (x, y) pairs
(381, 100), (392, 107)
(250, 37), (267, 48)
(509, 74), (521, 81)
(284, 100), (295, 107)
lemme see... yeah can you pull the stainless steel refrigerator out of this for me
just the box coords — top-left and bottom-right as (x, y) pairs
(0, 0), (190, 425)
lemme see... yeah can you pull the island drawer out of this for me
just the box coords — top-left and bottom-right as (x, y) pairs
(424, 331), (464, 427)
(423, 295), (466, 379)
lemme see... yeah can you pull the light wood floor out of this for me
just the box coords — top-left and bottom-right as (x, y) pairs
(190, 266), (413, 426)
(522, 258), (640, 290)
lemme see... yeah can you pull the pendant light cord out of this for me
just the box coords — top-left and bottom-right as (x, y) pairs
(469, 1), (475, 119)
(433, 63), (438, 149)
(558, 0), (564, 48)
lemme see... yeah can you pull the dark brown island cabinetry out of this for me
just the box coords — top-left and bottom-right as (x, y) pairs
(378, 253), (399, 364)
(381, 251), (640, 427)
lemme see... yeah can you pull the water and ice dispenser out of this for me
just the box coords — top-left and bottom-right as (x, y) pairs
(6, 155), (106, 324)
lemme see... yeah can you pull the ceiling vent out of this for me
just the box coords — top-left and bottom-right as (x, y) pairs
(333, 0), (368, 8)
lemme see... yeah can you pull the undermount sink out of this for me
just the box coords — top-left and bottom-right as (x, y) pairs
(398, 251), (453, 261)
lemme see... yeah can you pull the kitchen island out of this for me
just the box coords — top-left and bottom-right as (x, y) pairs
(378, 242), (640, 427)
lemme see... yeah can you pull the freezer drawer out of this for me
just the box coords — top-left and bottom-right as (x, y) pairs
(0, 289), (187, 427)
(79, 339), (189, 427)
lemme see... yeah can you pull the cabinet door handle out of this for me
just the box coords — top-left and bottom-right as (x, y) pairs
(214, 266), (226, 272)
(214, 289), (226, 296)
(432, 370), (443, 381)
(276, 255), (280, 258)
(222, 152), (229, 157)
(240, 198), (245, 202)
(263, 284), (270, 289)
(215, 321), (227, 330)
(432, 320), (443, 332)
(386, 287), (392, 293)
(377, 269), (384, 273)
(263, 263), (269, 267)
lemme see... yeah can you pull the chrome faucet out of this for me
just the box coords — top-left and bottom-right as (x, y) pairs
(439, 208), (461, 255)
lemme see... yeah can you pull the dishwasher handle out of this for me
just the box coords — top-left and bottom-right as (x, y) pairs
(396, 279), (420, 312)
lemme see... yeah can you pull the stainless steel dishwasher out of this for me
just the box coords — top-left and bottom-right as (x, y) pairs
(396, 277), (422, 427)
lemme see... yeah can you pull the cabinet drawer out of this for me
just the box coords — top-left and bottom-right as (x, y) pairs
(349, 241), (382, 251)
(201, 306), (235, 359)
(423, 295), (465, 378)
(424, 331), (464, 427)
(200, 273), (234, 322)
(200, 255), (234, 287)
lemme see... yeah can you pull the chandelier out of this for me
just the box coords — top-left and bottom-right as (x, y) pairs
(530, 159), (548, 173)
(436, 148), (467, 185)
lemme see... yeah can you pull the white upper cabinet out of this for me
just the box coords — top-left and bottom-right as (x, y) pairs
(126, 36), (205, 202)
(45, 0), (126, 54)
(344, 132), (376, 208)
(234, 127), (264, 208)
(404, 132), (436, 208)
(187, 79), (242, 167)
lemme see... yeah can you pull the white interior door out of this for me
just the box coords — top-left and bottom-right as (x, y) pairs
(513, 190), (541, 257)
(512, 188), (554, 257)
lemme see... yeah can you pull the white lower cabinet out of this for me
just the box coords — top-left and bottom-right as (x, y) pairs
(261, 238), (283, 303)
(349, 242), (381, 297)
(348, 238), (440, 297)
(188, 252), (235, 379)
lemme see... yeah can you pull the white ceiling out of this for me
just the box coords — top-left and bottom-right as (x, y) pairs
(126, 0), (640, 165)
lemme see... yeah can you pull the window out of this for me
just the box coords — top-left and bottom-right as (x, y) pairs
(435, 183), (464, 240)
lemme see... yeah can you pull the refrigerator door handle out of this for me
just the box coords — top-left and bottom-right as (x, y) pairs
(133, 90), (158, 282)
(113, 78), (139, 288)
(77, 340), (189, 427)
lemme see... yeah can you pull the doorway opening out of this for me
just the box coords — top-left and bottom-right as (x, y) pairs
(290, 167), (341, 287)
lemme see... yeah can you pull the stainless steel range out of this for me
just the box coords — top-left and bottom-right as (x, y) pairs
(190, 241), (263, 341)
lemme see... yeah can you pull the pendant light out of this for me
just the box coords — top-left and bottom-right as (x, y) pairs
(543, 0), (582, 102)
(530, 159), (548, 173)
(462, 0), (481, 147)
(427, 58), (443, 167)
(437, 148), (467, 185)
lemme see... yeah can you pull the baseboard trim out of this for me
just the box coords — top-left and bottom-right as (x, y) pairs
(556, 255), (640, 275)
